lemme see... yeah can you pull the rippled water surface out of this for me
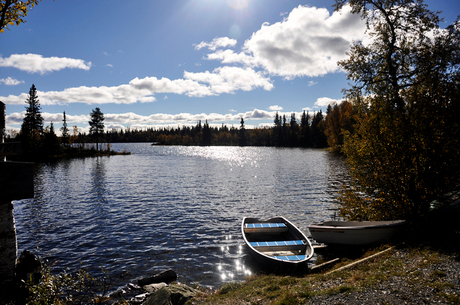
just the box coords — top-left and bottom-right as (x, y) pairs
(14, 144), (348, 288)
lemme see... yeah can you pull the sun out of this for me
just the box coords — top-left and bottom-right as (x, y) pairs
(226, 0), (249, 10)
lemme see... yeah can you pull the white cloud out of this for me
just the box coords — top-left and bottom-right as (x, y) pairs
(6, 107), (329, 134)
(0, 54), (91, 74)
(0, 5), (361, 109)
(195, 37), (237, 50)
(0, 77), (24, 86)
(204, 4), (366, 79)
(269, 105), (283, 111)
(7, 109), (288, 126)
(1, 67), (273, 105)
(6, 111), (88, 125)
(183, 66), (273, 94)
(314, 97), (341, 107)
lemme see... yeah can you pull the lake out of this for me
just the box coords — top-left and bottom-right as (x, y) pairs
(14, 144), (348, 289)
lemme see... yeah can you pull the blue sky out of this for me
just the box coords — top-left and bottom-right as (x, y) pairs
(1, 0), (459, 135)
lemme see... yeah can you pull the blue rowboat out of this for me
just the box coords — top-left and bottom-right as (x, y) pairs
(242, 216), (314, 270)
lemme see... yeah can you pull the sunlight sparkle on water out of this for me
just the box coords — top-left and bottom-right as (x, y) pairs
(178, 146), (260, 167)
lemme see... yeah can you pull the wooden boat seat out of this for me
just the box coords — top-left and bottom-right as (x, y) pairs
(272, 255), (307, 261)
(244, 223), (288, 234)
(249, 240), (305, 251)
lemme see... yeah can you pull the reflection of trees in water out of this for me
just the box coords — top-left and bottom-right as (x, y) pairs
(90, 157), (109, 219)
(325, 153), (350, 219)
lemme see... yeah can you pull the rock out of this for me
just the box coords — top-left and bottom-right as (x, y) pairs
(15, 250), (41, 283)
(138, 269), (177, 286)
(143, 282), (168, 293)
(142, 284), (196, 305)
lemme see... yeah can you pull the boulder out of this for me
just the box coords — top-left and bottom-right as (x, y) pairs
(138, 269), (177, 286)
(143, 282), (167, 293)
(142, 284), (196, 305)
(15, 250), (41, 284)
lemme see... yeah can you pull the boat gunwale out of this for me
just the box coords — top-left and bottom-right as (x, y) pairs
(242, 216), (314, 264)
(308, 220), (407, 231)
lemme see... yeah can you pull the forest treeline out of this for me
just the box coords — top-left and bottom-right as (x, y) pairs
(8, 83), (353, 160)
(96, 110), (330, 148)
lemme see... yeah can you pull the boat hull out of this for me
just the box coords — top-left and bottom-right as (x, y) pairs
(242, 216), (314, 270)
(308, 220), (406, 245)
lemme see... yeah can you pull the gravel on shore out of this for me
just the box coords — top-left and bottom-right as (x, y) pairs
(192, 237), (460, 305)
(307, 246), (460, 305)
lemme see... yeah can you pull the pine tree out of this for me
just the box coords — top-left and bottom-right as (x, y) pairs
(61, 111), (70, 147)
(289, 113), (299, 147)
(300, 110), (311, 147)
(273, 112), (282, 146)
(202, 120), (212, 146)
(238, 117), (247, 146)
(88, 107), (105, 150)
(43, 122), (60, 156)
(21, 84), (44, 136)
(311, 110), (326, 148)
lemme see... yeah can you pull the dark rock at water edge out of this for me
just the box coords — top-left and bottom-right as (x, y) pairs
(142, 284), (196, 305)
(15, 250), (41, 284)
(138, 269), (177, 286)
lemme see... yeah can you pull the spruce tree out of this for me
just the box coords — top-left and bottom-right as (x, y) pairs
(289, 113), (299, 147)
(43, 122), (60, 156)
(21, 84), (44, 136)
(300, 110), (311, 147)
(202, 120), (212, 146)
(238, 117), (247, 146)
(88, 107), (105, 150)
(61, 111), (70, 147)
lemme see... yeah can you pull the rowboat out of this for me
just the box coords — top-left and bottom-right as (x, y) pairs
(308, 220), (407, 245)
(242, 216), (314, 269)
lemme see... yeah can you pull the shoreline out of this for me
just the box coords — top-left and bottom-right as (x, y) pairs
(192, 237), (460, 304)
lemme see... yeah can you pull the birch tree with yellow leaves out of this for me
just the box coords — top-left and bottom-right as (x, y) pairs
(1, 0), (44, 33)
(335, 0), (460, 222)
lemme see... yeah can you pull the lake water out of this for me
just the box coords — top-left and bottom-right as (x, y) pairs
(13, 144), (348, 289)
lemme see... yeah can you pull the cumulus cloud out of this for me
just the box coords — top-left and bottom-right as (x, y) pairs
(195, 37), (237, 50)
(0, 5), (363, 109)
(1, 67), (273, 105)
(314, 97), (342, 107)
(7, 108), (291, 126)
(204, 4), (366, 78)
(269, 105), (283, 111)
(0, 77), (24, 85)
(5, 111), (86, 125)
(6, 107), (329, 134)
(0, 54), (91, 74)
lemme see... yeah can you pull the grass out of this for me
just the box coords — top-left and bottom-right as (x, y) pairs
(193, 240), (459, 305)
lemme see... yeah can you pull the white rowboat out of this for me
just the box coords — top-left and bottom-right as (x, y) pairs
(308, 220), (407, 245)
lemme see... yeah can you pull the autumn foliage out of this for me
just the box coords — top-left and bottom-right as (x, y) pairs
(334, 0), (460, 222)
(0, 0), (41, 33)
